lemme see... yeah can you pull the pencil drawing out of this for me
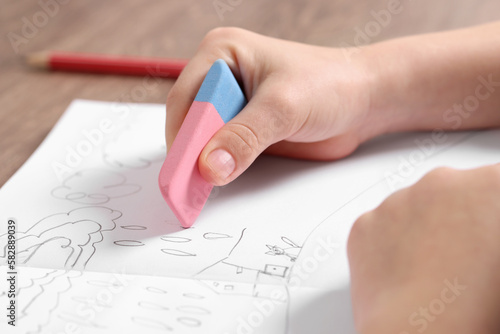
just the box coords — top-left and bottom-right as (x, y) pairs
(114, 240), (145, 247)
(265, 236), (302, 262)
(182, 292), (205, 299)
(51, 169), (141, 204)
(161, 249), (197, 257)
(161, 235), (192, 243)
(121, 225), (147, 230)
(131, 316), (173, 331)
(146, 286), (168, 294)
(177, 305), (211, 315)
(0, 100), (406, 334)
(177, 316), (202, 327)
(16, 269), (82, 334)
(0, 206), (120, 269)
(203, 232), (232, 240)
(102, 113), (166, 170)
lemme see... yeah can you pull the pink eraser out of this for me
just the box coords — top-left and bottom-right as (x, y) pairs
(159, 60), (247, 227)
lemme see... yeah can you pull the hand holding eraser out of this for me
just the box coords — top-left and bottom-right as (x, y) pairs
(159, 59), (247, 228)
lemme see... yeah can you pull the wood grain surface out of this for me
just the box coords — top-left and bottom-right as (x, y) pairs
(1, 0), (499, 186)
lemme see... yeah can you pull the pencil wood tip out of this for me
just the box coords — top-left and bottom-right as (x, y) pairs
(26, 52), (50, 69)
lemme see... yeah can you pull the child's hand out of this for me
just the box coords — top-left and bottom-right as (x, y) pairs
(167, 23), (500, 186)
(347, 165), (500, 334)
(166, 28), (378, 185)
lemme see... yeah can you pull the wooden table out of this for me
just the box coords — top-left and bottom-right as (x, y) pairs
(1, 0), (499, 187)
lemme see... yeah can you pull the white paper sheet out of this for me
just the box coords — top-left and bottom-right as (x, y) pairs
(1, 99), (499, 333)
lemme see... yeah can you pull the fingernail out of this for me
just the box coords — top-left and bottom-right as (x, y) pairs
(206, 149), (235, 181)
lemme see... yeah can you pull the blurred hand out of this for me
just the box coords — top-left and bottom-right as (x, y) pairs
(166, 27), (378, 185)
(347, 165), (500, 334)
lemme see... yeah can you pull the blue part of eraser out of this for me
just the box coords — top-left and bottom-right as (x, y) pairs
(159, 59), (248, 227)
(194, 59), (247, 123)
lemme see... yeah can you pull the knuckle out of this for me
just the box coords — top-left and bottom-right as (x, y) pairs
(226, 122), (262, 158)
(200, 27), (244, 49)
(269, 87), (297, 113)
(262, 89), (299, 134)
(197, 27), (249, 66)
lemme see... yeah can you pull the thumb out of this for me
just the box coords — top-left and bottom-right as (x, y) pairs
(198, 91), (295, 186)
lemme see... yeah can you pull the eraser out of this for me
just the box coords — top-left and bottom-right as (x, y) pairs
(158, 59), (247, 228)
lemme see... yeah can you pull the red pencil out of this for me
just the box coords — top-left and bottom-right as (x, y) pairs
(26, 51), (189, 78)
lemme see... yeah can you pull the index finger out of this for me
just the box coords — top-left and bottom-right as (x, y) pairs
(165, 29), (247, 150)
